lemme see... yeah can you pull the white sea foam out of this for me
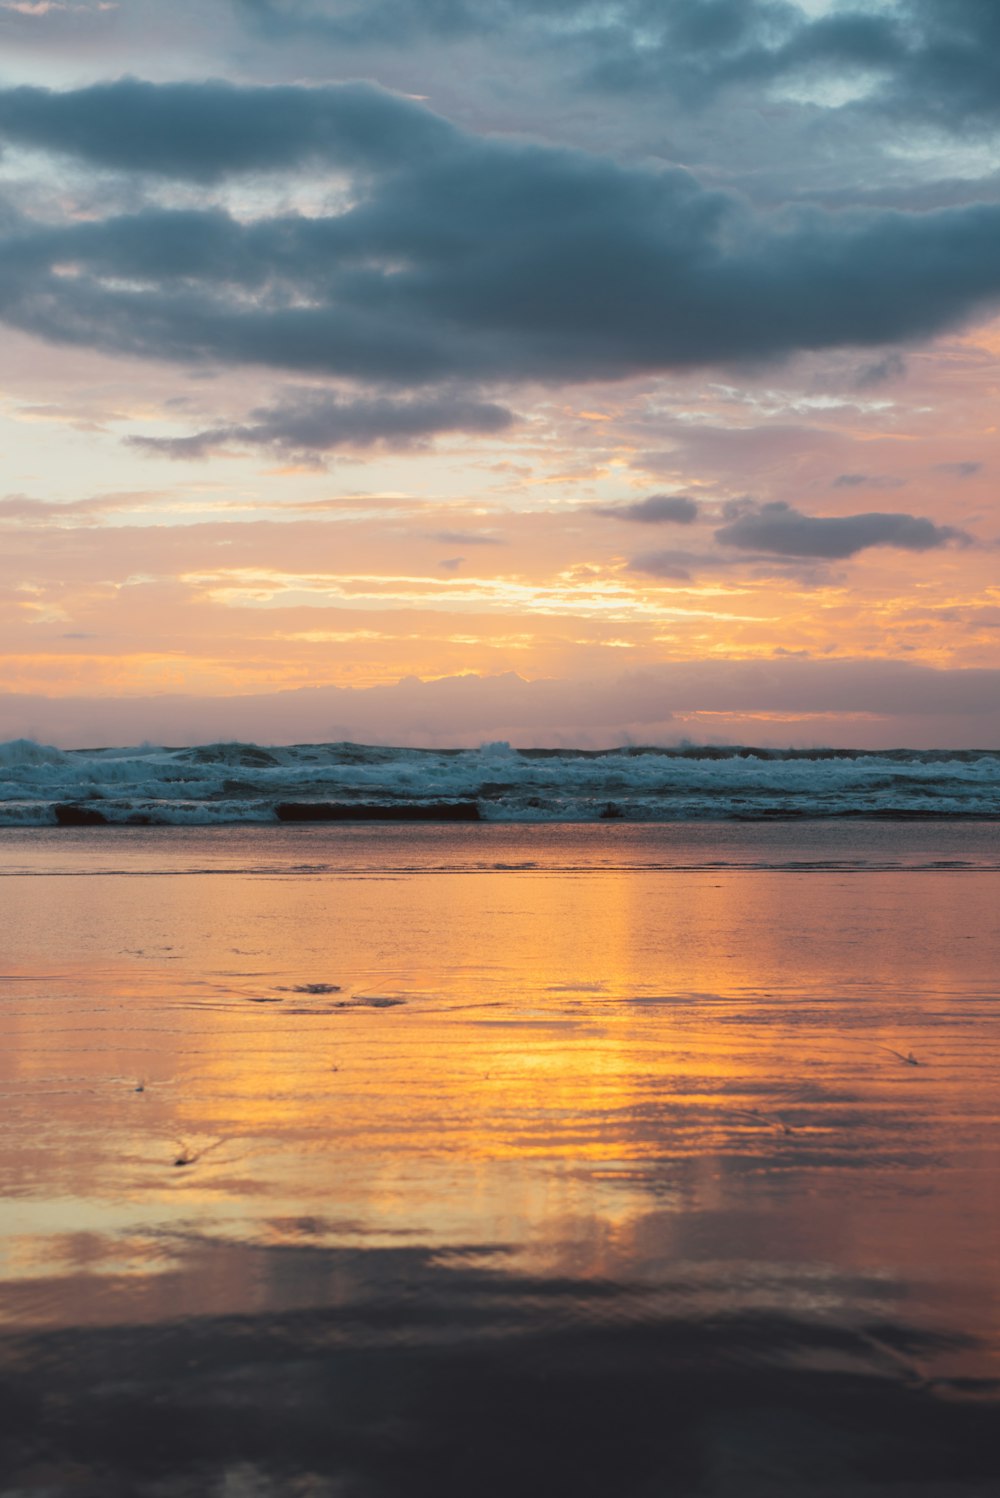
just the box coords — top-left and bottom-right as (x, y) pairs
(1, 738), (998, 825)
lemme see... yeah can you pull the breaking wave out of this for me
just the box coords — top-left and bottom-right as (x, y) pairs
(1, 738), (998, 826)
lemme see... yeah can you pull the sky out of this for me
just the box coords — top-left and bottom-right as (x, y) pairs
(0, 0), (999, 748)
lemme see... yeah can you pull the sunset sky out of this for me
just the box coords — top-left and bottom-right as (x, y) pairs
(1, 0), (999, 747)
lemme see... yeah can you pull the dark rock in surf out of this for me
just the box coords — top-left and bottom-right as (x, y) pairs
(274, 800), (480, 822)
(53, 803), (108, 826)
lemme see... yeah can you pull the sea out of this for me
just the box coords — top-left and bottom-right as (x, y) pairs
(2, 737), (999, 825)
(1, 740), (998, 1496)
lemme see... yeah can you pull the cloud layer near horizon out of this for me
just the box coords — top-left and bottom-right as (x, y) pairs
(4, 660), (1000, 751)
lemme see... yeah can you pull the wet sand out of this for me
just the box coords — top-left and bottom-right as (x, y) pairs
(1, 823), (998, 1496)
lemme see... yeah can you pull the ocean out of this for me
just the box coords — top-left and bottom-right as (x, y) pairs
(2, 737), (1000, 825)
(0, 786), (998, 1495)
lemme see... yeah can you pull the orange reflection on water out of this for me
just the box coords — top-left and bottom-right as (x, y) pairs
(1, 851), (998, 1387)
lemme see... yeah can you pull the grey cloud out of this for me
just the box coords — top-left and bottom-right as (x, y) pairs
(233, 2), (1000, 132)
(855, 352), (907, 388)
(584, 2), (1000, 132)
(832, 473), (905, 490)
(715, 501), (971, 559)
(234, 0), (826, 80)
(934, 461), (982, 478)
(0, 78), (456, 181)
(628, 548), (706, 581)
(128, 391), (515, 460)
(880, 0), (1000, 129)
(719, 497), (757, 522)
(596, 493), (699, 524)
(236, 0), (606, 49)
(3, 83), (1000, 388)
(127, 432), (223, 462)
(586, 4), (896, 103)
(238, 0), (477, 45)
(423, 530), (506, 546)
(627, 543), (829, 585)
(592, 2), (1000, 132)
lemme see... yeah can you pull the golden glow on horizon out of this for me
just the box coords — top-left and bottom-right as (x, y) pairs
(1, 307), (998, 738)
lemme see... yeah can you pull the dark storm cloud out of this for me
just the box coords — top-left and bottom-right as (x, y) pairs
(586, 4), (900, 103)
(233, 1), (1000, 129)
(128, 390), (514, 460)
(596, 494), (699, 524)
(3, 82), (1000, 385)
(589, 1), (1000, 129)
(879, 0), (1000, 128)
(0, 78), (455, 181)
(714, 501), (971, 559)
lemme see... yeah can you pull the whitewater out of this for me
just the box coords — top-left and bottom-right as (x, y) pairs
(1, 738), (998, 825)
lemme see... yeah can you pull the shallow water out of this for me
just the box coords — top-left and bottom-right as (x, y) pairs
(1, 823), (998, 1496)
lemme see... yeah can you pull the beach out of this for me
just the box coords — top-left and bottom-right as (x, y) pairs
(5, 1), (1000, 1490)
(1, 821), (998, 1495)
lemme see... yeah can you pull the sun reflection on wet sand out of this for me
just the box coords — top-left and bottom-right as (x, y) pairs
(1, 826), (998, 1494)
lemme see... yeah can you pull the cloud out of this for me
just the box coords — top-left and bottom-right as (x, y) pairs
(3, 83), (1000, 389)
(596, 493), (699, 524)
(422, 529), (506, 546)
(854, 352), (907, 388)
(0, 77), (455, 181)
(626, 543), (828, 585)
(934, 461), (982, 478)
(878, 0), (1000, 129)
(235, 0), (496, 47)
(4, 658), (1000, 749)
(585, 4), (902, 104)
(627, 548), (704, 581)
(0, 489), (161, 520)
(230, 2), (1000, 132)
(592, 2), (1000, 136)
(0, 0), (117, 40)
(128, 390), (515, 460)
(714, 501), (971, 559)
(832, 473), (905, 490)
